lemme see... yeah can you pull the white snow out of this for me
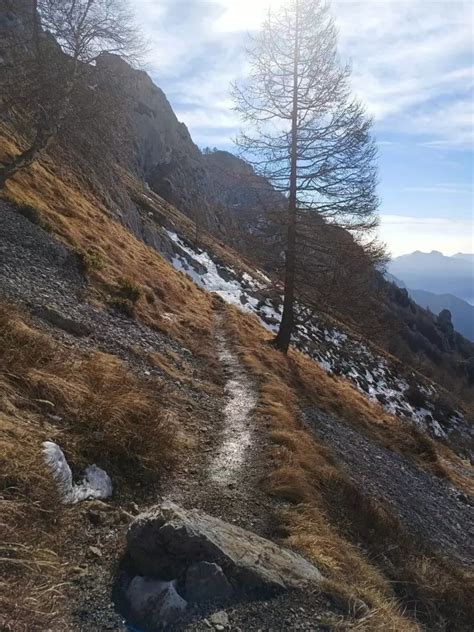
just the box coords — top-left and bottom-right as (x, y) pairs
(42, 441), (112, 504)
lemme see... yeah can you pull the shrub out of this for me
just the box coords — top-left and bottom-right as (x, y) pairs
(14, 202), (52, 232)
(108, 297), (136, 318)
(117, 277), (142, 303)
(77, 248), (106, 273)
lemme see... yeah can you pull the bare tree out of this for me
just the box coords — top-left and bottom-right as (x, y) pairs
(233, 0), (379, 353)
(0, 0), (142, 188)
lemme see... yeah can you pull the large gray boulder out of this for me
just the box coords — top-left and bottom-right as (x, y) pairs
(126, 502), (322, 595)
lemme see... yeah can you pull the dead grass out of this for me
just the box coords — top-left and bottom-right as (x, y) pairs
(0, 398), (66, 631)
(0, 131), (215, 351)
(0, 304), (176, 479)
(1, 126), (472, 629)
(223, 303), (474, 631)
(0, 302), (179, 630)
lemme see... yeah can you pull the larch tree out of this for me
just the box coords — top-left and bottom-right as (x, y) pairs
(0, 0), (142, 188)
(233, 0), (379, 353)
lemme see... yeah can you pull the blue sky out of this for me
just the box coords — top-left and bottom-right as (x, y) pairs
(133, 0), (473, 256)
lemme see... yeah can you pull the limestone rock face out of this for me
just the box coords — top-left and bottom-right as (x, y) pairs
(95, 54), (231, 237)
(126, 502), (323, 595)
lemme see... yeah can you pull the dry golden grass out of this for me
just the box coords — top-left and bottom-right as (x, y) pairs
(1, 126), (473, 629)
(223, 304), (474, 631)
(0, 305), (176, 480)
(0, 397), (66, 631)
(0, 132), (215, 351)
(0, 302), (180, 630)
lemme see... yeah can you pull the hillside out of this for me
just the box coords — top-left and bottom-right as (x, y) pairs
(407, 289), (474, 342)
(389, 250), (474, 302)
(1, 4), (474, 631)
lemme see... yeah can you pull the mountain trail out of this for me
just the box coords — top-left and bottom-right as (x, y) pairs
(209, 314), (259, 486)
(162, 310), (272, 536)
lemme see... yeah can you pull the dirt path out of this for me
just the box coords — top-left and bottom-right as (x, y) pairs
(162, 312), (272, 536)
(208, 321), (259, 486)
(304, 407), (474, 567)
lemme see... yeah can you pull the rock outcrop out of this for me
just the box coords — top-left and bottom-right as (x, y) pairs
(95, 54), (237, 237)
(126, 501), (323, 595)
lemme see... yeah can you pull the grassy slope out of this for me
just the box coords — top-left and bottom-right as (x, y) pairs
(1, 135), (473, 630)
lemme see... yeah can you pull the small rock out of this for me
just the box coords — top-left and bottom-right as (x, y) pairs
(127, 576), (187, 628)
(127, 502), (141, 515)
(88, 545), (102, 559)
(210, 611), (229, 628)
(185, 561), (233, 603)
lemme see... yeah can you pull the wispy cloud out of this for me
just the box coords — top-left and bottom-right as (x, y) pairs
(134, 0), (473, 149)
(379, 214), (474, 256)
(402, 184), (473, 195)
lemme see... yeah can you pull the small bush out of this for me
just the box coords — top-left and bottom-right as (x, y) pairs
(117, 277), (142, 303)
(14, 202), (52, 232)
(77, 248), (106, 273)
(108, 297), (135, 318)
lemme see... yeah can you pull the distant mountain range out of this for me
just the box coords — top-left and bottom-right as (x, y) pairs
(389, 251), (474, 302)
(387, 251), (474, 341)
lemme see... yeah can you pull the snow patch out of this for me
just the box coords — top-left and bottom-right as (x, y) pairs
(42, 441), (112, 504)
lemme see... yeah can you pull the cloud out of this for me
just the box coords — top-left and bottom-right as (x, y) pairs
(133, 0), (473, 150)
(379, 215), (474, 256)
(331, 1), (473, 147)
(402, 184), (473, 195)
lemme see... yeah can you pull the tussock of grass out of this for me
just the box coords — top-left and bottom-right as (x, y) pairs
(0, 304), (176, 480)
(0, 409), (65, 631)
(223, 304), (474, 631)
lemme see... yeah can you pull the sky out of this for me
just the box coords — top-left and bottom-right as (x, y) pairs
(133, 0), (473, 257)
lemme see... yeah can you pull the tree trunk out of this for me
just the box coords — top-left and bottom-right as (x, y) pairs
(0, 0), (78, 189)
(274, 1), (299, 354)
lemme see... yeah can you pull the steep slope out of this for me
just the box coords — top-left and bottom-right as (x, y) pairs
(407, 288), (474, 341)
(1, 5), (474, 628)
(1, 154), (473, 630)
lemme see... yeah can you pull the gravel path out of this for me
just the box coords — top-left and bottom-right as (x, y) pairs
(161, 312), (273, 538)
(304, 408), (474, 567)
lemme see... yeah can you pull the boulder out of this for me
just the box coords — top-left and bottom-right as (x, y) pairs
(185, 561), (233, 603)
(33, 306), (91, 337)
(126, 502), (322, 595)
(126, 576), (187, 629)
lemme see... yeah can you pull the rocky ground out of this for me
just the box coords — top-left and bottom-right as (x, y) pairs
(0, 201), (346, 630)
(304, 408), (474, 567)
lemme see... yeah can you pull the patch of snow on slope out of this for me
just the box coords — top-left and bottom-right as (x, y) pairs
(165, 230), (468, 442)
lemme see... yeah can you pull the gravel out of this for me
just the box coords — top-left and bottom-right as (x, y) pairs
(304, 407), (474, 567)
